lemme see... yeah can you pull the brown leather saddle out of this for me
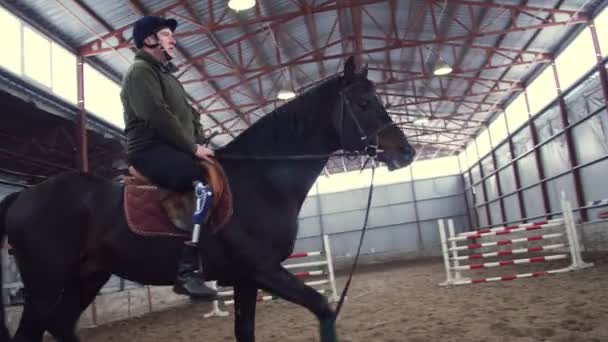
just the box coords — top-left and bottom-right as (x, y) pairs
(121, 157), (233, 239)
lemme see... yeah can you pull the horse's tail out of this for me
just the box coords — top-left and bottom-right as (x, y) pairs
(0, 191), (20, 340)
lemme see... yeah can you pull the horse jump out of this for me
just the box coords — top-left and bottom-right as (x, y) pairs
(438, 193), (594, 286)
(204, 234), (340, 318)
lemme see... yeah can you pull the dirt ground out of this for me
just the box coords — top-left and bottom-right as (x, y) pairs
(73, 253), (608, 342)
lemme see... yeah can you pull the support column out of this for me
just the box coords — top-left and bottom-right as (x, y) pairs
(314, 182), (326, 248)
(468, 167), (480, 229)
(409, 167), (424, 249)
(475, 140), (492, 226)
(588, 21), (608, 106)
(504, 113), (527, 221)
(551, 61), (587, 221)
(457, 156), (474, 230)
(523, 90), (550, 218)
(76, 56), (88, 172)
(487, 125), (506, 224)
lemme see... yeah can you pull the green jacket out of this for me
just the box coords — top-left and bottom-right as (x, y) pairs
(121, 50), (203, 156)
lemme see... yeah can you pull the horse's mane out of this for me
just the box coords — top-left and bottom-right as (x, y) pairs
(217, 75), (343, 155)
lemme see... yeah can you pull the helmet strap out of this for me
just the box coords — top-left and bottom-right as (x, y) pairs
(143, 32), (172, 61)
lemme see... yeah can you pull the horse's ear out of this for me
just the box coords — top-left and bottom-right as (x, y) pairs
(361, 62), (368, 78)
(344, 56), (356, 79)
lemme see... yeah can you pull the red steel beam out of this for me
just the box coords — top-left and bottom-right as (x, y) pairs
(78, 1), (183, 56)
(360, 38), (550, 59)
(179, 1), (265, 107)
(125, 0), (250, 126)
(378, 74), (521, 89)
(428, 0), (589, 17)
(157, 0), (570, 85)
(63, 0), (235, 138)
(80, 0), (584, 57)
(389, 110), (489, 122)
(301, 1), (327, 79)
(78, 0), (386, 57)
(378, 86), (522, 100)
(384, 0), (399, 81)
(75, 0), (589, 151)
(76, 56), (88, 172)
(194, 44), (541, 105)
(193, 39), (343, 104)
(350, 0), (363, 67)
(160, 0), (582, 101)
(181, 39), (551, 85)
(335, 0), (351, 73)
(204, 99), (281, 114)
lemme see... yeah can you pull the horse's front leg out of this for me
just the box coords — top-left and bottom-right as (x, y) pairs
(233, 281), (259, 342)
(253, 267), (337, 342)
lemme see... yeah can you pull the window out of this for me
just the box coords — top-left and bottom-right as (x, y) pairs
(476, 129), (491, 159)
(555, 28), (596, 90)
(593, 6), (608, 57)
(314, 163), (413, 194)
(488, 113), (508, 146)
(23, 26), (52, 87)
(373, 165), (413, 185)
(465, 141), (479, 167)
(412, 156), (460, 180)
(526, 67), (557, 115)
(84, 63), (124, 129)
(315, 167), (378, 194)
(0, 6), (21, 74)
(51, 42), (77, 104)
(505, 93), (529, 133)
(458, 151), (468, 172)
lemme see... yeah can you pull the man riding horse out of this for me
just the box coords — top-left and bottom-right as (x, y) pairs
(120, 15), (218, 300)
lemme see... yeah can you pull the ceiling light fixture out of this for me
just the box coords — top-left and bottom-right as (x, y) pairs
(277, 66), (297, 100)
(433, 59), (453, 76)
(413, 118), (430, 126)
(277, 88), (296, 100)
(424, 46), (453, 76)
(227, 0), (256, 11)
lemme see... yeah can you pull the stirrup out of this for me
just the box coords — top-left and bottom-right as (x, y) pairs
(188, 181), (213, 247)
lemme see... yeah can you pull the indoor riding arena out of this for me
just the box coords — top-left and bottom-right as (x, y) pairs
(1, 1), (608, 342)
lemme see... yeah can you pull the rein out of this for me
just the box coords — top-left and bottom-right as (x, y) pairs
(334, 160), (375, 317)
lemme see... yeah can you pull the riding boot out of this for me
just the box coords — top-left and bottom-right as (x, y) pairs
(173, 244), (218, 301)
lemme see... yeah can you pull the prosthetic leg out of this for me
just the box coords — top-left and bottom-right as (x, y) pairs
(173, 181), (218, 301)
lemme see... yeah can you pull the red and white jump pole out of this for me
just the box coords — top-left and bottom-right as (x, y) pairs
(204, 234), (339, 318)
(438, 192), (593, 286)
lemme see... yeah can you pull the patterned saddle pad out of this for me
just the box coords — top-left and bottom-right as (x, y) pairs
(122, 157), (233, 238)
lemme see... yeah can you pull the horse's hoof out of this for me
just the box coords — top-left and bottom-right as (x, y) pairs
(320, 318), (337, 342)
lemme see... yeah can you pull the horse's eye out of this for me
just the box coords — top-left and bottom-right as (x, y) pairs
(358, 100), (369, 108)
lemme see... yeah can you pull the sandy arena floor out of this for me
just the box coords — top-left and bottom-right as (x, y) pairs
(77, 254), (608, 342)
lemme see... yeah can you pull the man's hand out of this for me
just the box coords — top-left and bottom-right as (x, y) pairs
(195, 144), (215, 160)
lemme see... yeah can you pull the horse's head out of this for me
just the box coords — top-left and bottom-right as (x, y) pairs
(332, 56), (416, 170)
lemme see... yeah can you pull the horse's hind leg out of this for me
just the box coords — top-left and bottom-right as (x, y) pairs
(253, 267), (337, 342)
(233, 281), (258, 342)
(12, 301), (46, 342)
(46, 271), (111, 342)
(11, 249), (66, 342)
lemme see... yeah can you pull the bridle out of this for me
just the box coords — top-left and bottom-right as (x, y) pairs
(216, 81), (397, 164)
(337, 85), (397, 163)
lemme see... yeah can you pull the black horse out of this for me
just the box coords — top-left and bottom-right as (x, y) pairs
(0, 56), (415, 342)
